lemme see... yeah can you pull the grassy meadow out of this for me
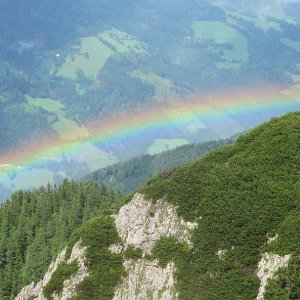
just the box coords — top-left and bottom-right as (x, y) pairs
(192, 20), (249, 69)
(57, 29), (145, 79)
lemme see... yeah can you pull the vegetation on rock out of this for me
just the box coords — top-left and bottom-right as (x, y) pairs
(43, 260), (79, 300)
(0, 180), (124, 299)
(140, 112), (300, 299)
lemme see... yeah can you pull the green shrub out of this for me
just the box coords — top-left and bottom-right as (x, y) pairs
(152, 237), (189, 268)
(123, 246), (143, 260)
(69, 216), (125, 299)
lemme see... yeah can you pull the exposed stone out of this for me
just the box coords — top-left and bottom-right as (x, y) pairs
(267, 234), (278, 244)
(256, 252), (290, 300)
(113, 259), (178, 300)
(15, 241), (88, 300)
(110, 193), (198, 299)
(53, 242), (88, 300)
(216, 249), (227, 259)
(110, 193), (198, 254)
(17, 193), (198, 300)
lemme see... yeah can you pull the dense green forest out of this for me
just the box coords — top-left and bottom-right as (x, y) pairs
(1, 112), (300, 299)
(31, 111), (300, 300)
(86, 137), (235, 193)
(0, 180), (125, 299)
(140, 112), (300, 299)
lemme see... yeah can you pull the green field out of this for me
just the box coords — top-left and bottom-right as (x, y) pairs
(52, 117), (89, 141)
(57, 37), (114, 79)
(192, 21), (249, 69)
(130, 70), (176, 101)
(26, 95), (64, 112)
(79, 144), (118, 171)
(26, 95), (89, 142)
(99, 29), (145, 53)
(280, 38), (300, 53)
(147, 138), (189, 155)
(58, 29), (145, 79)
(227, 11), (282, 32)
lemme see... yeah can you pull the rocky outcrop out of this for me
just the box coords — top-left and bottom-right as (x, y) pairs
(17, 193), (197, 300)
(113, 259), (178, 300)
(110, 193), (197, 254)
(256, 252), (291, 300)
(110, 193), (198, 300)
(16, 241), (88, 300)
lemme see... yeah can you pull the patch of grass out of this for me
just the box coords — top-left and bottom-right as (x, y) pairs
(123, 246), (143, 260)
(130, 70), (176, 100)
(192, 21), (249, 69)
(72, 143), (118, 172)
(147, 139), (189, 155)
(58, 37), (114, 79)
(58, 29), (145, 80)
(52, 117), (89, 141)
(25, 95), (90, 143)
(100, 29), (145, 54)
(26, 95), (64, 113)
(43, 260), (79, 300)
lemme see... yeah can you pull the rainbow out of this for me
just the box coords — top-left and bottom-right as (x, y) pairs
(0, 86), (299, 181)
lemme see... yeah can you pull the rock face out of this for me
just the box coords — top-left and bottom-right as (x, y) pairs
(16, 241), (88, 300)
(256, 252), (291, 300)
(113, 259), (178, 300)
(110, 193), (198, 300)
(110, 193), (197, 254)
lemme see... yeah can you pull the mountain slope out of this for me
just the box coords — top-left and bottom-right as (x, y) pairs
(16, 112), (300, 299)
(85, 137), (235, 193)
(0, 180), (124, 299)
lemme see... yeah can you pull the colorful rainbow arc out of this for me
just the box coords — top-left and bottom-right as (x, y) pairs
(0, 86), (299, 178)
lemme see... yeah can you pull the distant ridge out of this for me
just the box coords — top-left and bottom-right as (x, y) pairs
(84, 137), (236, 193)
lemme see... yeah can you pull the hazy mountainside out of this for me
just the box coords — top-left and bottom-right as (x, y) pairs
(1, 0), (300, 199)
(15, 112), (300, 299)
(212, 0), (300, 22)
(85, 137), (235, 193)
(0, 180), (125, 299)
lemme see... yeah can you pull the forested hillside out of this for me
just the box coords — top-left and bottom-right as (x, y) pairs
(0, 180), (124, 299)
(12, 112), (300, 300)
(86, 137), (234, 193)
(140, 112), (300, 299)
